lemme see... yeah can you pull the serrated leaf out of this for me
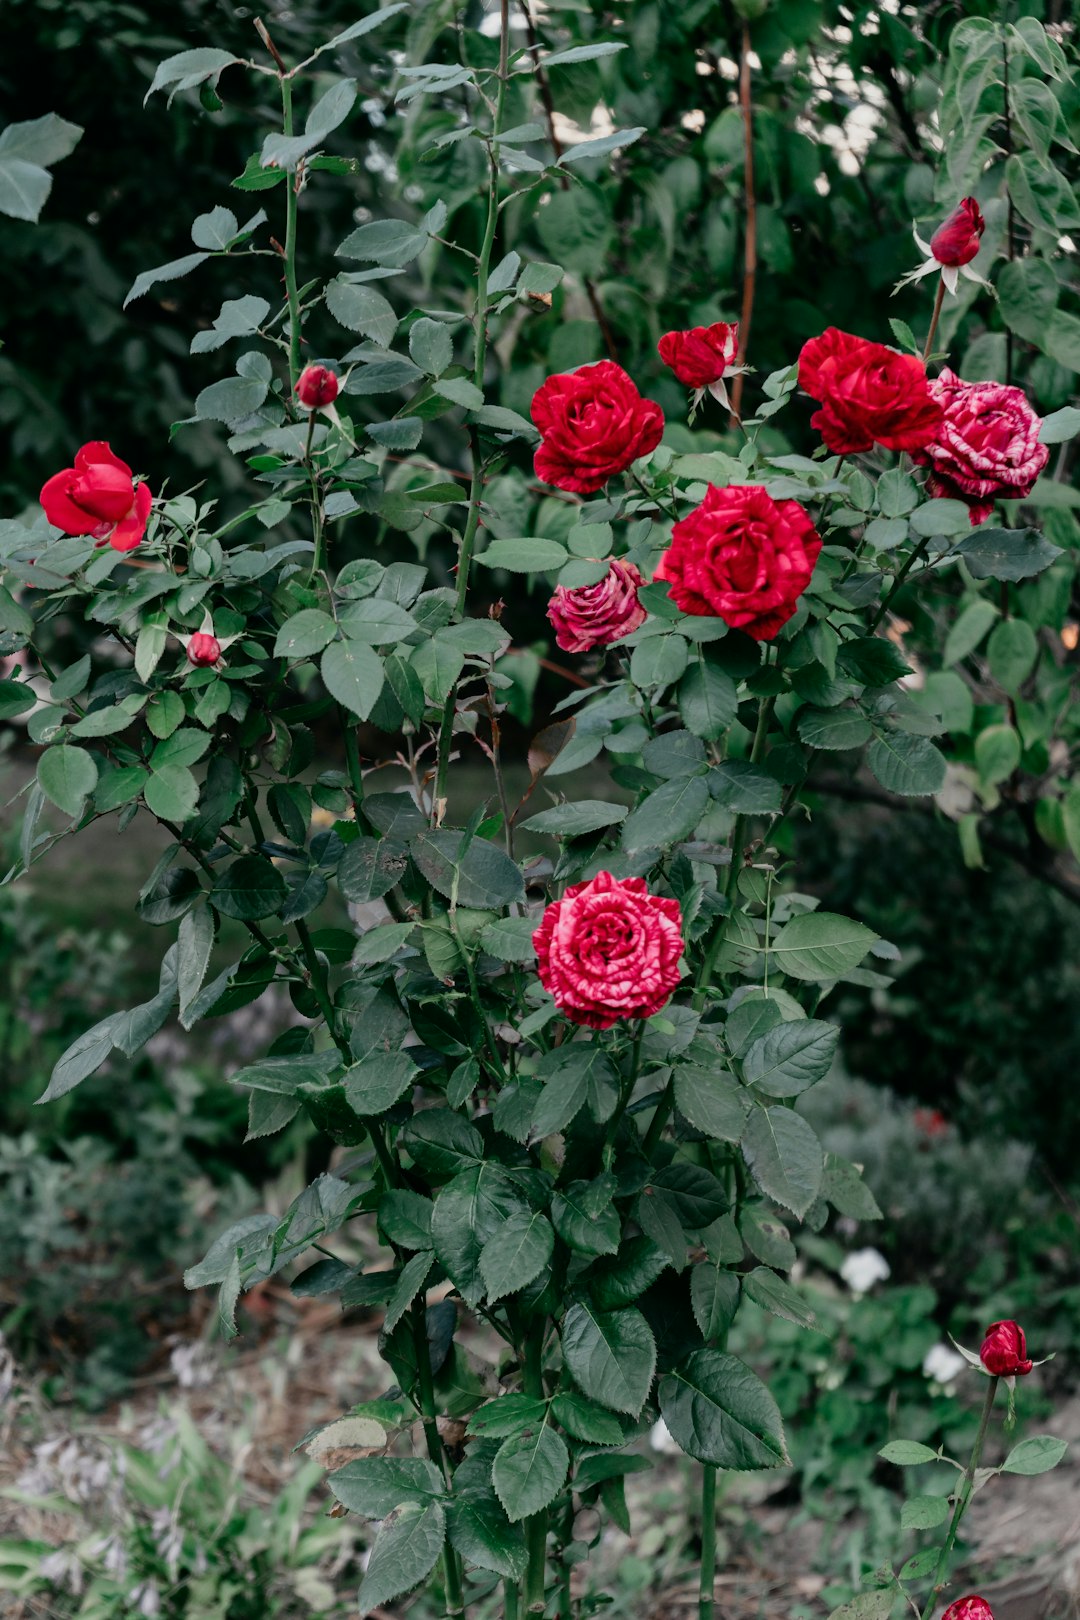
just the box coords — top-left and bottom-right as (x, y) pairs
(358, 1500), (446, 1616)
(658, 1348), (789, 1469)
(742, 1020), (839, 1097)
(561, 1303), (656, 1416)
(321, 638), (384, 719)
(492, 1426), (568, 1523)
(741, 1106), (824, 1218)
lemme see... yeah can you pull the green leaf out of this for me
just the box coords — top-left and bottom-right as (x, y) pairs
(742, 1266), (817, 1330)
(492, 1425), (569, 1523)
(338, 598), (419, 645)
(411, 829), (524, 909)
(741, 1106), (824, 1218)
(945, 599), (998, 666)
(211, 855), (288, 920)
(479, 1210), (554, 1300)
(144, 763), (199, 821)
(0, 679), (35, 720)
(468, 1396), (549, 1439)
(901, 1495), (950, 1530)
(998, 257), (1060, 347)
(325, 276), (399, 345)
(409, 317), (454, 377)
(987, 618), (1038, 693)
(359, 1500), (446, 1617)
(954, 527), (1062, 582)
(1039, 407), (1080, 445)
(40, 1012), (121, 1102)
(477, 538), (569, 573)
(343, 1051), (418, 1116)
(678, 658), (738, 740)
(551, 1176), (621, 1256)
(542, 41), (627, 66)
(673, 1067), (749, 1142)
(274, 608), (337, 659)
(742, 1020), (838, 1097)
(478, 917), (537, 962)
(690, 1259), (740, 1340)
(330, 1456), (444, 1518)
(621, 775), (708, 852)
(446, 1489), (527, 1579)
(867, 733), (946, 797)
(797, 704), (873, 751)
(337, 217), (430, 268)
(145, 46), (240, 105)
(630, 634), (689, 691)
(707, 760), (782, 814)
(658, 1348), (789, 1468)
(559, 127), (646, 165)
(520, 800), (628, 837)
(321, 639), (384, 719)
(431, 1164), (525, 1307)
(1001, 1436), (1068, 1475)
(550, 1392), (625, 1446)
(823, 1154), (883, 1221)
(975, 723), (1021, 787)
(36, 745), (97, 818)
(338, 836), (409, 904)
(824, 1593), (894, 1620)
(768, 912), (878, 981)
(561, 1302), (656, 1416)
(531, 1045), (618, 1139)
(177, 904), (215, 1024)
(878, 1440), (939, 1466)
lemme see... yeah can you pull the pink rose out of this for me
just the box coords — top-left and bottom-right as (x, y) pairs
(655, 484), (821, 640)
(531, 362), (664, 494)
(547, 559), (647, 653)
(942, 1600), (994, 1620)
(40, 442), (152, 553)
(913, 370), (1049, 525)
(533, 871), (683, 1029)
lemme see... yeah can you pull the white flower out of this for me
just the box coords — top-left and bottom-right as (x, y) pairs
(649, 1418), (681, 1455)
(840, 1247), (891, 1294)
(922, 1342), (967, 1385)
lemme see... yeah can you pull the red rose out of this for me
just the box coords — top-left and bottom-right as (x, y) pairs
(654, 483), (821, 641)
(913, 370), (1049, 525)
(295, 364), (340, 409)
(187, 632), (222, 667)
(930, 199), (985, 268)
(40, 442), (152, 553)
(658, 322), (739, 390)
(547, 559), (647, 653)
(798, 329), (943, 455)
(533, 870), (683, 1029)
(532, 362), (664, 494)
(942, 1598), (994, 1620)
(980, 1320), (1033, 1377)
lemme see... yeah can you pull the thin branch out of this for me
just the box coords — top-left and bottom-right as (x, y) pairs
(729, 21), (757, 425)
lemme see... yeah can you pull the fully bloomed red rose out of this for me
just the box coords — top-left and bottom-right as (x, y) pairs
(547, 559), (646, 653)
(295, 364), (340, 409)
(980, 1320), (1033, 1377)
(654, 484), (821, 640)
(40, 442), (152, 553)
(930, 198), (985, 267)
(531, 362), (664, 494)
(913, 370), (1049, 525)
(942, 1598), (994, 1620)
(798, 329), (942, 455)
(658, 322), (739, 389)
(533, 870), (683, 1029)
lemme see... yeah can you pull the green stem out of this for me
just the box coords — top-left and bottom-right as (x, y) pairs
(412, 1303), (466, 1619)
(602, 1020), (645, 1169)
(432, 3), (509, 815)
(868, 536), (930, 634)
(452, 910), (509, 1084)
(698, 1465), (718, 1620)
(303, 407), (325, 581)
(280, 76), (302, 388)
(919, 1376), (999, 1620)
(504, 1580), (520, 1620)
(522, 1319), (548, 1616)
(922, 275), (946, 364)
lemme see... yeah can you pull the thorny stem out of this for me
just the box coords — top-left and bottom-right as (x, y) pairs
(922, 276), (946, 364)
(602, 1019), (645, 1168)
(522, 1320), (549, 1615)
(918, 1376), (1000, 1620)
(730, 20), (757, 425)
(432, 0), (509, 817)
(868, 536), (930, 633)
(412, 1302), (466, 1618)
(277, 73), (303, 388)
(1002, 40), (1015, 386)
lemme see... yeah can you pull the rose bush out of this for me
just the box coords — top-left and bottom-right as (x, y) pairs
(1, 7), (1074, 1620)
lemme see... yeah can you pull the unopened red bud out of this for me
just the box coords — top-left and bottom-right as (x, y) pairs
(187, 632), (222, 667)
(979, 1319), (1033, 1377)
(295, 364), (340, 409)
(929, 198), (984, 267)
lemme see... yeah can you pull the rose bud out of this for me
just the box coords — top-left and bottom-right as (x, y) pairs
(547, 559), (647, 653)
(930, 198), (985, 267)
(295, 364), (340, 409)
(896, 198), (989, 296)
(913, 370), (1048, 526)
(658, 322), (743, 412)
(40, 442), (152, 553)
(942, 1598), (994, 1620)
(533, 870), (683, 1029)
(187, 631), (222, 667)
(980, 1320), (1034, 1378)
(531, 362), (664, 494)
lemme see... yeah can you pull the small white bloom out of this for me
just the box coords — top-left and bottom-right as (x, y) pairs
(840, 1247), (891, 1294)
(649, 1418), (681, 1455)
(922, 1342), (967, 1385)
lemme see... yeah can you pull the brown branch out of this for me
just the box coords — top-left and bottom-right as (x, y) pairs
(729, 21), (757, 425)
(521, 0), (619, 362)
(809, 773), (1080, 910)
